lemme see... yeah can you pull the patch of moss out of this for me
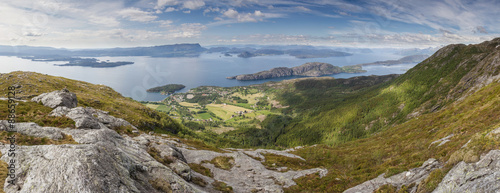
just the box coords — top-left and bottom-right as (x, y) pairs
(149, 178), (172, 193)
(188, 163), (213, 178)
(209, 156), (234, 170)
(191, 176), (208, 187)
(212, 180), (234, 193)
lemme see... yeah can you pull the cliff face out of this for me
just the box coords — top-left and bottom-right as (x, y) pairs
(227, 62), (365, 80)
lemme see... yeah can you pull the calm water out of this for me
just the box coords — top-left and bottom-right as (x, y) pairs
(0, 52), (416, 101)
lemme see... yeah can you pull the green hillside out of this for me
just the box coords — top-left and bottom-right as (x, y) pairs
(0, 71), (182, 134)
(269, 38), (500, 147)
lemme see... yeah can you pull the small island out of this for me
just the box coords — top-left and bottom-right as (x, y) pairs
(147, 84), (186, 95)
(56, 58), (134, 68)
(21, 56), (135, 68)
(227, 62), (366, 81)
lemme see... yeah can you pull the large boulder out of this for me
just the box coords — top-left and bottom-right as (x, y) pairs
(31, 88), (78, 108)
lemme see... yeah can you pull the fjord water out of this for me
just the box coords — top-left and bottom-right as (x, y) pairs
(0, 51), (415, 101)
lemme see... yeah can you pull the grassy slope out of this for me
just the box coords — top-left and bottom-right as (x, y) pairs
(274, 39), (500, 147)
(286, 80), (500, 192)
(0, 71), (182, 134)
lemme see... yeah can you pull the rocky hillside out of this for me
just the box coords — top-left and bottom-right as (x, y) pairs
(227, 62), (365, 80)
(0, 88), (327, 192)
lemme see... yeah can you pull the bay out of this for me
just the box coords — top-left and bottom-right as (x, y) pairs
(0, 51), (416, 101)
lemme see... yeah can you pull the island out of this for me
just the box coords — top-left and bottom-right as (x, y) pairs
(55, 58), (134, 68)
(227, 62), (366, 81)
(21, 56), (134, 68)
(357, 54), (429, 66)
(147, 84), (186, 95)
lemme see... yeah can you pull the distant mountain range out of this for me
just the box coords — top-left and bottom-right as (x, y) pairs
(0, 44), (206, 58)
(357, 54), (429, 66)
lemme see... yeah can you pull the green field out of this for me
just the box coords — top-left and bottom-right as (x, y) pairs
(206, 104), (249, 120)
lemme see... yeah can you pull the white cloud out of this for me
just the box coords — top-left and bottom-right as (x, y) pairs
(220, 9), (283, 23)
(223, 9), (239, 18)
(165, 7), (177, 12)
(182, 0), (205, 10)
(296, 6), (311, 12)
(119, 8), (157, 22)
(155, 0), (179, 10)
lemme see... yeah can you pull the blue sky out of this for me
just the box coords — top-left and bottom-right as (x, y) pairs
(0, 0), (498, 48)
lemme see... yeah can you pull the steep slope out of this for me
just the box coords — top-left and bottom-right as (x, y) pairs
(272, 38), (500, 147)
(273, 38), (500, 192)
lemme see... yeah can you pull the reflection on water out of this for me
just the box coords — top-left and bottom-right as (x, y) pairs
(0, 52), (416, 101)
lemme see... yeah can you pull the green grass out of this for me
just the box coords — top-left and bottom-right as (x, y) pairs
(156, 105), (171, 112)
(261, 153), (317, 171)
(283, 80), (500, 192)
(194, 112), (212, 120)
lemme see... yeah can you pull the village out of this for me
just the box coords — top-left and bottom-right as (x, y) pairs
(142, 84), (283, 132)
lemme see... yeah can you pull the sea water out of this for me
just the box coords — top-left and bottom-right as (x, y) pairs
(0, 51), (416, 101)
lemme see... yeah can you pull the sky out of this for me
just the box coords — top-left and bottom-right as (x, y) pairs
(0, 0), (498, 48)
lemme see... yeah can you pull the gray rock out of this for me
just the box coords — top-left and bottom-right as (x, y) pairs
(51, 106), (138, 130)
(0, 121), (64, 140)
(181, 147), (328, 193)
(433, 150), (500, 193)
(344, 158), (442, 193)
(148, 143), (192, 181)
(0, 125), (203, 193)
(31, 89), (78, 108)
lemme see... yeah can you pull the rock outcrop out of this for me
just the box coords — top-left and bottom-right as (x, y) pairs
(31, 88), (77, 108)
(433, 150), (500, 193)
(50, 106), (137, 130)
(0, 121), (64, 140)
(344, 158), (442, 193)
(1, 125), (203, 193)
(227, 62), (365, 80)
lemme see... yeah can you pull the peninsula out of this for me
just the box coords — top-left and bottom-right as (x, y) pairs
(227, 62), (366, 81)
